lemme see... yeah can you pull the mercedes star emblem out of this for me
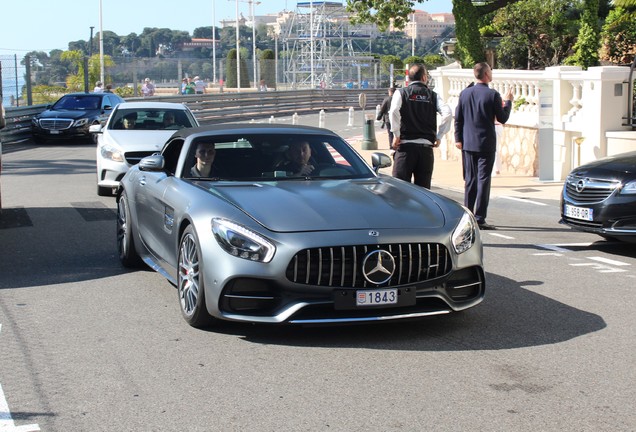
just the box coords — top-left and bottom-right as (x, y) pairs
(362, 249), (396, 285)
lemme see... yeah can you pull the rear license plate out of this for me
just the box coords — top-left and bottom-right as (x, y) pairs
(356, 289), (397, 306)
(564, 204), (593, 221)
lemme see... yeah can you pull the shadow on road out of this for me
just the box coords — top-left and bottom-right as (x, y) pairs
(209, 271), (606, 352)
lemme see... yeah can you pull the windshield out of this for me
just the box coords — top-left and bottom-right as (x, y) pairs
(180, 133), (375, 181)
(110, 108), (197, 130)
(53, 95), (101, 110)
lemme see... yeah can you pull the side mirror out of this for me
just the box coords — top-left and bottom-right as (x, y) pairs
(139, 154), (165, 172)
(371, 152), (392, 174)
(89, 124), (102, 133)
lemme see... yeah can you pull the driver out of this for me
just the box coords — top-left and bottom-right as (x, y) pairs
(278, 140), (315, 176)
(163, 112), (177, 128)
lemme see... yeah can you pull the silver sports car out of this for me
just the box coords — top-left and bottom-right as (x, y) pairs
(117, 124), (485, 327)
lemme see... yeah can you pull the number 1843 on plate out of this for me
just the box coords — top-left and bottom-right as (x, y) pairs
(356, 289), (397, 306)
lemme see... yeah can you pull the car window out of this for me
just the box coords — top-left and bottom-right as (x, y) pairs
(110, 109), (195, 130)
(54, 95), (101, 110)
(182, 134), (373, 181)
(103, 95), (116, 109)
(162, 139), (185, 176)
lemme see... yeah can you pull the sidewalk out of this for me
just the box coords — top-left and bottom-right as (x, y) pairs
(347, 130), (564, 202)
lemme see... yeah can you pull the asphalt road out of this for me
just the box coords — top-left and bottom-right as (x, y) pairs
(1, 115), (635, 431)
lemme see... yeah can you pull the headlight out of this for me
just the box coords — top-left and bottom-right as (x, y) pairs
(212, 218), (275, 263)
(74, 118), (89, 127)
(451, 212), (477, 254)
(100, 144), (124, 162)
(621, 180), (636, 195)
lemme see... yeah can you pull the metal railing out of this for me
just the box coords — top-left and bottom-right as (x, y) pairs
(0, 88), (384, 144)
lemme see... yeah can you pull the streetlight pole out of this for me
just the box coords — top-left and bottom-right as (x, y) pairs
(99, 0), (104, 86)
(212, 0), (216, 84)
(250, 1), (261, 89)
(235, 0), (241, 92)
(310, 0), (314, 88)
(411, 13), (415, 57)
(89, 26), (94, 58)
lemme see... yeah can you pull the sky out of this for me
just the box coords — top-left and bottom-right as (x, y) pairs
(0, 0), (452, 56)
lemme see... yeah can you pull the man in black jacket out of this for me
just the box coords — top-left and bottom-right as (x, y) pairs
(454, 62), (514, 230)
(389, 64), (452, 189)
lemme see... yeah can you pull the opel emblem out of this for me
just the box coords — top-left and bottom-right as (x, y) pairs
(368, 230), (379, 237)
(575, 179), (586, 193)
(362, 250), (395, 285)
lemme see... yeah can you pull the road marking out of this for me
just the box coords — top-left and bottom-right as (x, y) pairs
(489, 233), (515, 239)
(533, 252), (563, 257)
(537, 244), (573, 253)
(500, 196), (547, 206)
(587, 256), (631, 266)
(0, 325), (41, 432)
(570, 262), (628, 273)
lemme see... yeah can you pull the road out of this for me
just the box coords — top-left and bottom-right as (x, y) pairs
(1, 114), (635, 431)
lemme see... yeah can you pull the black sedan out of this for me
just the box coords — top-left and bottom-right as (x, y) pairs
(31, 92), (124, 143)
(560, 150), (636, 242)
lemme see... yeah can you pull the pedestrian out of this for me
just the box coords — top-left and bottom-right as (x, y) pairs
(454, 62), (514, 230)
(389, 64), (452, 189)
(142, 78), (155, 97)
(93, 81), (104, 93)
(376, 87), (395, 149)
(184, 77), (195, 95)
(259, 79), (268, 92)
(193, 76), (206, 94)
(178, 78), (188, 95)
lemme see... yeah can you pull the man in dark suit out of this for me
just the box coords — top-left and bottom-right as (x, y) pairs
(454, 62), (514, 230)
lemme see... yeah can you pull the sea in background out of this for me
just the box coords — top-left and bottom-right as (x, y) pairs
(1, 56), (27, 106)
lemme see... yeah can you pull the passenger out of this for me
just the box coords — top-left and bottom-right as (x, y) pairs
(278, 141), (315, 176)
(190, 142), (217, 177)
(162, 112), (177, 129)
(122, 112), (137, 129)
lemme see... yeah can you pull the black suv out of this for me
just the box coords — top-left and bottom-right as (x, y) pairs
(32, 92), (124, 143)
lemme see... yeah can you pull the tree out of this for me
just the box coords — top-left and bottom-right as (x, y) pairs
(564, 0), (600, 68)
(490, 0), (578, 69)
(346, 0), (522, 66)
(60, 50), (115, 91)
(260, 49), (276, 89)
(226, 48), (249, 88)
(599, 4), (636, 64)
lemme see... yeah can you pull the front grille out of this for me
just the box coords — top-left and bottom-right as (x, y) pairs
(562, 217), (603, 229)
(39, 118), (73, 130)
(286, 243), (452, 288)
(125, 151), (156, 165)
(564, 175), (619, 204)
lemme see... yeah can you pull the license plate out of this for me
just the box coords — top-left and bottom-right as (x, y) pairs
(565, 204), (593, 221)
(49, 130), (60, 134)
(356, 289), (397, 306)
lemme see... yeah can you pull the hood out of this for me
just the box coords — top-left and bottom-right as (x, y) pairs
(201, 178), (447, 232)
(572, 151), (636, 180)
(38, 109), (99, 120)
(106, 130), (175, 152)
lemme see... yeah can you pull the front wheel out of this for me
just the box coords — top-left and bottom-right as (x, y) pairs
(178, 225), (214, 328)
(116, 191), (142, 267)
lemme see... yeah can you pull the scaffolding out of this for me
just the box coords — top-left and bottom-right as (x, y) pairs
(281, 1), (373, 88)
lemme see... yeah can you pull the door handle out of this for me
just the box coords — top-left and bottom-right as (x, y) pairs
(139, 176), (146, 186)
